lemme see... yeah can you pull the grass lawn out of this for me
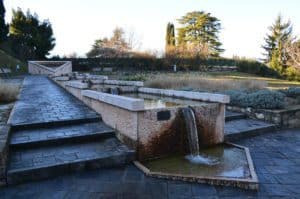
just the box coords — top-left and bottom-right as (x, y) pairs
(100, 70), (300, 90)
(205, 71), (300, 88)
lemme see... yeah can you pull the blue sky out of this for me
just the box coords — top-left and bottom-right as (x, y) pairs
(4, 0), (300, 58)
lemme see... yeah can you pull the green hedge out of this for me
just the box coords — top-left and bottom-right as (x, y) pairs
(47, 57), (280, 78)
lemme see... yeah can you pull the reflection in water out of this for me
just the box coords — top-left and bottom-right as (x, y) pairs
(143, 144), (251, 179)
(122, 93), (180, 109)
(122, 93), (210, 109)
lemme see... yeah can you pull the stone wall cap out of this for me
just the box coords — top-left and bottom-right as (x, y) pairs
(104, 80), (144, 87)
(138, 87), (230, 104)
(81, 90), (145, 111)
(65, 81), (88, 89)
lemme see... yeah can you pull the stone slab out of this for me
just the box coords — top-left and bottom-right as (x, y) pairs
(10, 122), (114, 147)
(82, 90), (145, 111)
(7, 138), (135, 184)
(139, 87), (230, 104)
(225, 119), (276, 141)
(65, 81), (88, 89)
(54, 76), (70, 81)
(8, 76), (99, 127)
(104, 80), (144, 87)
(225, 111), (246, 121)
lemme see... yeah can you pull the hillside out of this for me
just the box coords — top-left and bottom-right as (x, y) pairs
(0, 49), (26, 73)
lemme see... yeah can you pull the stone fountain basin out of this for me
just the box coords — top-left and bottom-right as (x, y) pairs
(134, 143), (259, 190)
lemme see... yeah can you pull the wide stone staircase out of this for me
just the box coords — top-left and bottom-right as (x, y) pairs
(225, 111), (277, 141)
(7, 115), (135, 184)
(4, 76), (135, 185)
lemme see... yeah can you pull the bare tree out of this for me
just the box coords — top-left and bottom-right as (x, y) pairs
(285, 39), (300, 69)
(126, 29), (142, 51)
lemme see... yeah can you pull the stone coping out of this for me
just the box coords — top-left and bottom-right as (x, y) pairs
(65, 81), (88, 89)
(54, 76), (70, 81)
(134, 142), (258, 190)
(88, 75), (108, 80)
(138, 87), (230, 104)
(82, 90), (145, 111)
(104, 80), (144, 87)
(227, 105), (300, 114)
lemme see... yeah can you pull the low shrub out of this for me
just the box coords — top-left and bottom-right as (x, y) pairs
(246, 90), (286, 109)
(222, 90), (248, 107)
(222, 89), (286, 109)
(280, 87), (300, 97)
(0, 81), (20, 103)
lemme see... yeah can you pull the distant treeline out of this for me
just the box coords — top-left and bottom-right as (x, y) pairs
(47, 57), (279, 78)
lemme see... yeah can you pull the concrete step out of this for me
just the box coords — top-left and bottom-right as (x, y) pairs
(10, 115), (101, 131)
(10, 122), (115, 149)
(225, 111), (246, 122)
(225, 118), (277, 141)
(7, 138), (135, 184)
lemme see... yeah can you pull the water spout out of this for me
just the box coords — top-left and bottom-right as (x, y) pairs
(110, 87), (119, 95)
(182, 107), (219, 165)
(182, 107), (200, 156)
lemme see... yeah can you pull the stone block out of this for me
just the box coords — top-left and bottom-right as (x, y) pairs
(54, 76), (70, 81)
(82, 90), (145, 111)
(65, 81), (88, 89)
(255, 113), (265, 120)
(104, 80), (144, 87)
(138, 87), (229, 104)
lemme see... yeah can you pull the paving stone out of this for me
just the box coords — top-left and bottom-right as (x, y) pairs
(8, 76), (100, 128)
(168, 182), (193, 198)
(8, 138), (134, 172)
(2, 76), (300, 198)
(225, 118), (276, 141)
(225, 111), (246, 121)
(10, 122), (114, 147)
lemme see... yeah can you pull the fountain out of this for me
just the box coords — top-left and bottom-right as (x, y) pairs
(133, 103), (258, 190)
(52, 73), (258, 189)
(110, 87), (120, 95)
(182, 107), (219, 165)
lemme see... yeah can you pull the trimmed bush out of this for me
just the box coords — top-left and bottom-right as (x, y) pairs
(222, 89), (286, 109)
(280, 87), (300, 97)
(222, 90), (248, 107)
(246, 90), (285, 109)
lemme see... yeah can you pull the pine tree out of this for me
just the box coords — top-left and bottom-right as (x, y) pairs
(262, 15), (292, 63)
(165, 22), (175, 51)
(177, 11), (224, 57)
(0, 0), (8, 42)
(9, 8), (56, 59)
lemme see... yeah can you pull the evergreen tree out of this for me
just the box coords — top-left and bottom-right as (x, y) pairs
(9, 8), (55, 59)
(0, 0), (8, 42)
(177, 11), (223, 57)
(165, 22), (175, 51)
(262, 15), (292, 63)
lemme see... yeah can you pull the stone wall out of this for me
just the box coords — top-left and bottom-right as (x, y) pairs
(227, 105), (300, 128)
(137, 103), (224, 160)
(0, 103), (13, 185)
(53, 78), (226, 161)
(28, 61), (72, 76)
(0, 125), (10, 185)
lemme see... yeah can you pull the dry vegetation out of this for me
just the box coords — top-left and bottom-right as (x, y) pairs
(145, 75), (268, 92)
(0, 80), (20, 103)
